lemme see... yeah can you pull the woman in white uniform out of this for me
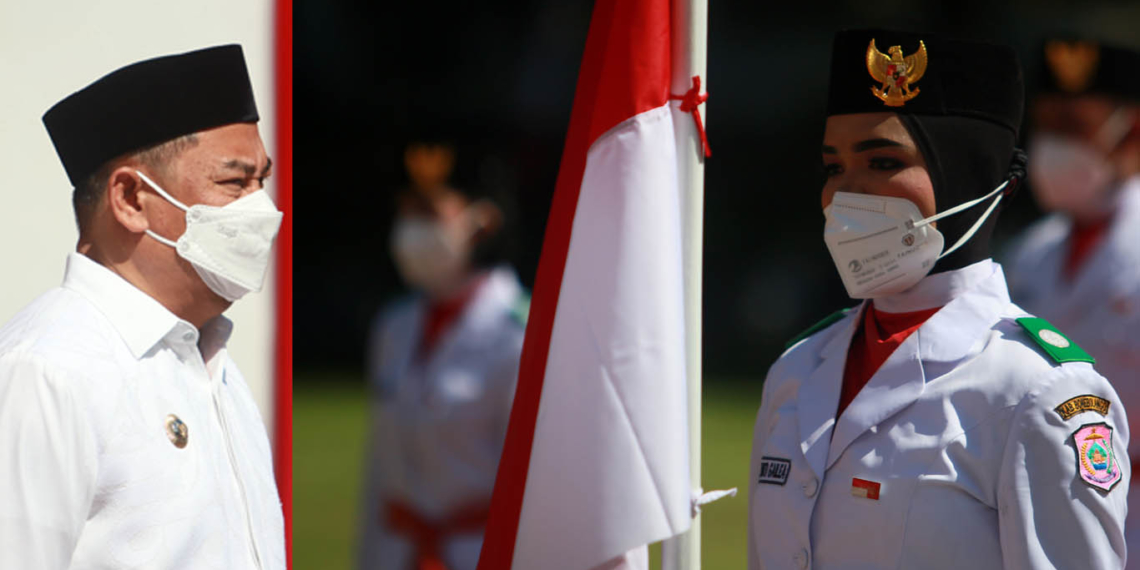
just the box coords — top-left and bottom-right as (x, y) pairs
(1005, 38), (1140, 568)
(358, 143), (528, 570)
(749, 29), (1129, 570)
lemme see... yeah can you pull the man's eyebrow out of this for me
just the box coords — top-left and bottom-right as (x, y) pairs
(220, 158), (273, 177)
(852, 138), (904, 152)
(822, 145), (838, 154)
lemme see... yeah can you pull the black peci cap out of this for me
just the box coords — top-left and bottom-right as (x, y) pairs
(1039, 38), (1140, 102)
(826, 29), (1024, 137)
(43, 45), (259, 187)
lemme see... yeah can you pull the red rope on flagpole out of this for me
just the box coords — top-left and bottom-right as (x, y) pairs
(669, 75), (711, 158)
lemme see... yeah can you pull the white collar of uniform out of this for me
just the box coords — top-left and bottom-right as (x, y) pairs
(874, 259), (999, 314)
(61, 252), (233, 359)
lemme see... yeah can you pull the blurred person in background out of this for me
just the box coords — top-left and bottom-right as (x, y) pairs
(357, 142), (528, 570)
(749, 29), (1128, 569)
(1005, 38), (1140, 568)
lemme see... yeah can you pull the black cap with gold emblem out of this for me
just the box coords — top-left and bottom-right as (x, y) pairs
(826, 29), (1024, 137)
(1039, 38), (1140, 102)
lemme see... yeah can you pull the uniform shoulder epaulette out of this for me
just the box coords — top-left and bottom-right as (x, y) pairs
(510, 291), (531, 327)
(1015, 317), (1095, 365)
(784, 307), (855, 350)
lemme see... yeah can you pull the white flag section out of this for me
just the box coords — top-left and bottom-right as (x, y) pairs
(513, 104), (691, 569)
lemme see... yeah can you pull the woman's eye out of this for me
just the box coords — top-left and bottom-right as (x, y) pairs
(869, 157), (903, 170)
(823, 163), (843, 177)
(219, 179), (245, 187)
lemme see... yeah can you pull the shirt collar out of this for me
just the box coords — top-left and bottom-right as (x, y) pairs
(873, 259), (999, 313)
(61, 252), (232, 359)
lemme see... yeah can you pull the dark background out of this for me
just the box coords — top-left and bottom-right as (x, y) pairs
(294, 0), (1140, 380)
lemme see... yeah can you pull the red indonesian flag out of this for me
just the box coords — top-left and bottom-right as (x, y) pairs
(476, 0), (696, 568)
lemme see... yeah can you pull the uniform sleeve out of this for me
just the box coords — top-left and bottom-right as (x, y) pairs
(0, 353), (99, 570)
(998, 363), (1129, 569)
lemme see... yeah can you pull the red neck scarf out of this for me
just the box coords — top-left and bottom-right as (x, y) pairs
(418, 273), (488, 358)
(1063, 217), (1112, 282)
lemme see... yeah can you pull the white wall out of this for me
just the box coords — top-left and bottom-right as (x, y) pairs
(0, 1), (279, 430)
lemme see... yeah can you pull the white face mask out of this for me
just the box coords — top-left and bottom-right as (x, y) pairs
(390, 211), (476, 297)
(137, 170), (283, 302)
(823, 180), (1009, 299)
(1029, 107), (1132, 218)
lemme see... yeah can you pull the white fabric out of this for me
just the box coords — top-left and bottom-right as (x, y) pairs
(0, 252), (285, 570)
(749, 260), (1129, 569)
(358, 267), (526, 570)
(1006, 176), (1140, 568)
(511, 104), (691, 569)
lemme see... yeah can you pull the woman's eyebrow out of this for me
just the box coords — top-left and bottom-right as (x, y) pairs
(852, 138), (904, 152)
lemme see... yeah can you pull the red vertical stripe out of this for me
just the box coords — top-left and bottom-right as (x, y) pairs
(476, 0), (671, 567)
(273, 0), (294, 568)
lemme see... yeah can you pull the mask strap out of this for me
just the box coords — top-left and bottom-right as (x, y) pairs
(136, 170), (191, 212)
(136, 170), (187, 248)
(1096, 107), (1135, 150)
(907, 178), (1010, 260)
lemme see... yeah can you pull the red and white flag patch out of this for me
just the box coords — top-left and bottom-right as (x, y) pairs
(851, 478), (881, 500)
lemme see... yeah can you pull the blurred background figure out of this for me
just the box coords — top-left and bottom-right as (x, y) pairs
(357, 141), (527, 570)
(1004, 38), (1140, 566)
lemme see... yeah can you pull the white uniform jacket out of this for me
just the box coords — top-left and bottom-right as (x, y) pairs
(748, 260), (1129, 570)
(0, 253), (285, 569)
(358, 267), (527, 570)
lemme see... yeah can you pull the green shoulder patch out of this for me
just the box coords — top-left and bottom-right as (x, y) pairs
(510, 292), (531, 326)
(1016, 317), (1095, 365)
(784, 308), (854, 350)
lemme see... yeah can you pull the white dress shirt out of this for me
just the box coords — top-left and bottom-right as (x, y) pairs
(358, 267), (526, 570)
(749, 260), (1129, 569)
(0, 252), (285, 570)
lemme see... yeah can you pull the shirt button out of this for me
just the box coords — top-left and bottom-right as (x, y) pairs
(802, 477), (818, 498)
(794, 549), (809, 569)
(182, 331), (195, 342)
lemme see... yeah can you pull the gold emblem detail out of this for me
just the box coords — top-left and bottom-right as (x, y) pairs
(165, 414), (189, 449)
(866, 39), (928, 107)
(1045, 41), (1099, 93)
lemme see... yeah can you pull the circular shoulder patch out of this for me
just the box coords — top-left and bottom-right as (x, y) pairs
(1039, 329), (1070, 349)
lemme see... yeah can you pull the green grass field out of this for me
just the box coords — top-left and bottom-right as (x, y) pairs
(295, 372), (763, 569)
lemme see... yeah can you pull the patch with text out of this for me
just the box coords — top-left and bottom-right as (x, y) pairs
(757, 457), (791, 485)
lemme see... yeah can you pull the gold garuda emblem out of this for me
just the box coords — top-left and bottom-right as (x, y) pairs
(1045, 40), (1099, 93)
(866, 39), (928, 107)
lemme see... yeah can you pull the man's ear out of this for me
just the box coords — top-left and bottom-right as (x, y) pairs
(106, 167), (151, 234)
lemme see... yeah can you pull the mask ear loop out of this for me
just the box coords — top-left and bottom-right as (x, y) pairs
(135, 170), (189, 248)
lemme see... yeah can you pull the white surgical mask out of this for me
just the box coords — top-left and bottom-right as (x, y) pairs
(390, 211), (476, 297)
(1029, 107), (1132, 218)
(137, 170), (283, 302)
(823, 179), (1008, 299)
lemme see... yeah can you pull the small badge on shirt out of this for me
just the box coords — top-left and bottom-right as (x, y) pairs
(851, 478), (881, 500)
(757, 457), (791, 485)
(1054, 394), (1111, 420)
(165, 414), (189, 449)
(1072, 422), (1122, 492)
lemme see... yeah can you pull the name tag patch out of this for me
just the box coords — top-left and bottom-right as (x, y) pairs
(1055, 394), (1111, 420)
(757, 457), (791, 485)
(851, 478), (880, 500)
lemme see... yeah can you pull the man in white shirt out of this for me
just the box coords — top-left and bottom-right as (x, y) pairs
(0, 45), (286, 569)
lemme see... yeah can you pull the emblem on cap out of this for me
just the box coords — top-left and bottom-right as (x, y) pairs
(1072, 422), (1122, 491)
(866, 39), (928, 107)
(165, 414), (189, 449)
(1045, 40), (1099, 93)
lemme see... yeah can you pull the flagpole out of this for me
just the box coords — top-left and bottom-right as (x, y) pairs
(662, 0), (707, 567)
